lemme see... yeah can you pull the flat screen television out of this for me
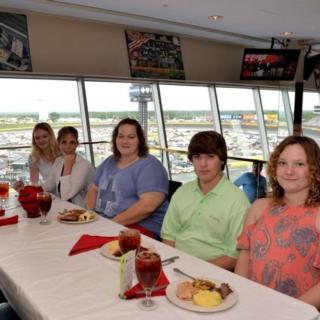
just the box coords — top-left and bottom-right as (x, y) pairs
(240, 48), (300, 81)
(303, 53), (320, 81)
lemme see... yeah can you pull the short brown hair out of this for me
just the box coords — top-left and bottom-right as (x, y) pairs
(268, 135), (320, 206)
(112, 118), (148, 160)
(57, 126), (79, 143)
(188, 131), (227, 170)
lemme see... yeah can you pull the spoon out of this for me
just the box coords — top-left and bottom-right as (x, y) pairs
(173, 267), (195, 280)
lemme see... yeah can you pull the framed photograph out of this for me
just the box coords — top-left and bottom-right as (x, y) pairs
(125, 30), (185, 80)
(0, 12), (32, 71)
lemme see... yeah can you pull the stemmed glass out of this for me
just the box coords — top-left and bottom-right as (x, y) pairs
(118, 229), (141, 255)
(135, 248), (161, 311)
(36, 192), (52, 225)
(0, 181), (9, 209)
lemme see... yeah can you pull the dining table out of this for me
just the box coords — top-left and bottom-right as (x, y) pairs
(0, 193), (319, 320)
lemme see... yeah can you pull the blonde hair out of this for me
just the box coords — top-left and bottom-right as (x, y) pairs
(30, 122), (58, 166)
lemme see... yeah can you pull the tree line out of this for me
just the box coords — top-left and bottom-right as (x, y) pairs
(0, 110), (316, 122)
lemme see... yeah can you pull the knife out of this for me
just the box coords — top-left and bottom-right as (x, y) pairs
(161, 255), (179, 266)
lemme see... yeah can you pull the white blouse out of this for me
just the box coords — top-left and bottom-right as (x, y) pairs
(42, 154), (95, 207)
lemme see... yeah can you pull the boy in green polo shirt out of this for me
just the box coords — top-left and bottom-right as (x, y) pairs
(161, 131), (250, 271)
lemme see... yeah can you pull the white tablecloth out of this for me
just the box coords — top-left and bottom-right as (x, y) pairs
(0, 196), (319, 320)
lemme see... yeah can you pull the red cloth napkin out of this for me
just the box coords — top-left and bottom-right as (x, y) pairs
(0, 215), (18, 227)
(123, 270), (169, 299)
(69, 234), (118, 256)
(18, 185), (43, 217)
(20, 203), (40, 217)
(18, 185), (43, 203)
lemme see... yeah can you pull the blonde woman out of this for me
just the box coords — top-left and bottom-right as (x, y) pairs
(14, 122), (58, 191)
(29, 122), (59, 184)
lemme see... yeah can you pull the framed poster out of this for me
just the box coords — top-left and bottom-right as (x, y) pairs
(125, 30), (185, 80)
(0, 12), (32, 71)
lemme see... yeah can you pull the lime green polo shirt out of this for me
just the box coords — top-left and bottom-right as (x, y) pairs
(161, 175), (250, 261)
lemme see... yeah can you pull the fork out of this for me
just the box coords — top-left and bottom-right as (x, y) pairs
(173, 267), (195, 280)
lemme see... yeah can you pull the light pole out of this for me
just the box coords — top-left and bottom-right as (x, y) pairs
(129, 85), (153, 134)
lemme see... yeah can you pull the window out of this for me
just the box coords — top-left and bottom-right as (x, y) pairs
(0, 78), (81, 182)
(159, 84), (212, 182)
(216, 87), (263, 159)
(260, 89), (289, 152)
(289, 90), (320, 145)
(85, 81), (161, 167)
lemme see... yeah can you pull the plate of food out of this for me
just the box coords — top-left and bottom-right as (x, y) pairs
(166, 277), (238, 313)
(99, 239), (153, 261)
(100, 240), (121, 260)
(58, 209), (97, 224)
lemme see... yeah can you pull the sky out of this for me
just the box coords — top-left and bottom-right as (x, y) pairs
(0, 78), (319, 114)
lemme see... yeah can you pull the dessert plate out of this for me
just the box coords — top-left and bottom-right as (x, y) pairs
(100, 240), (120, 261)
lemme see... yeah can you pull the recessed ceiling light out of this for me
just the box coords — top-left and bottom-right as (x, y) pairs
(280, 31), (293, 37)
(162, 4), (169, 7)
(208, 15), (223, 21)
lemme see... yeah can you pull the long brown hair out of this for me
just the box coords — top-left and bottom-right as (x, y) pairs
(268, 135), (320, 206)
(31, 122), (58, 165)
(111, 118), (148, 160)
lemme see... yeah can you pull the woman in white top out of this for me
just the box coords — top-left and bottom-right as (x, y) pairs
(29, 122), (59, 184)
(43, 126), (95, 207)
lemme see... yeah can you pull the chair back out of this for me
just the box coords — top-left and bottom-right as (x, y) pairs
(168, 180), (182, 202)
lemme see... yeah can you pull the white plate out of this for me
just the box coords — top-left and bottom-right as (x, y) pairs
(100, 239), (153, 261)
(100, 241), (120, 261)
(166, 279), (238, 313)
(58, 215), (98, 224)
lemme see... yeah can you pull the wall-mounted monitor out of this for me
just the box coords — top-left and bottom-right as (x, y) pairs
(303, 53), (320, 81)
(240, 48), (300, 81)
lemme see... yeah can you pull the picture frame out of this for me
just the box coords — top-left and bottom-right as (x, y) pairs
(125, 30), (185, 80)
(0, 12), (32, 72)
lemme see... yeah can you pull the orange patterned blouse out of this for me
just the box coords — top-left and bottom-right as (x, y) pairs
(237, 204), (320, 297)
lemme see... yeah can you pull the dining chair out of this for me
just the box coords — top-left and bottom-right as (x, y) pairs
(168, 180), (182, 202)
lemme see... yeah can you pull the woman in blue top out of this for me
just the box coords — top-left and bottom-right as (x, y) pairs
(86, 118), (169, 238)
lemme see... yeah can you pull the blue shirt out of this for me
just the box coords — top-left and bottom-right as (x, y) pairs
(234, 172), (266, 203)
(93, 154), (169, 237)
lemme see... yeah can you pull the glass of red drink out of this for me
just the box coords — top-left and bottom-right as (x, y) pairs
(0, 181), (9, 209)
(135, 249), (161, 310)
(37, 192), (52, 225)
(118, 229), (141, 255)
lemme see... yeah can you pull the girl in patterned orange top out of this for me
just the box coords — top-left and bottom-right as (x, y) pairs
(235, 135), (320, 309)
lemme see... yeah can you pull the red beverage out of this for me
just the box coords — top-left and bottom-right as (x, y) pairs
(0, 182), (9, 198)
(118, 229), (141, 254)
(37, 192), (52, 215)
(135, 251), (161, 289)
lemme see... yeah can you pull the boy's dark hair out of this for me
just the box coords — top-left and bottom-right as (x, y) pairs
(187, 131), (227, 170)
